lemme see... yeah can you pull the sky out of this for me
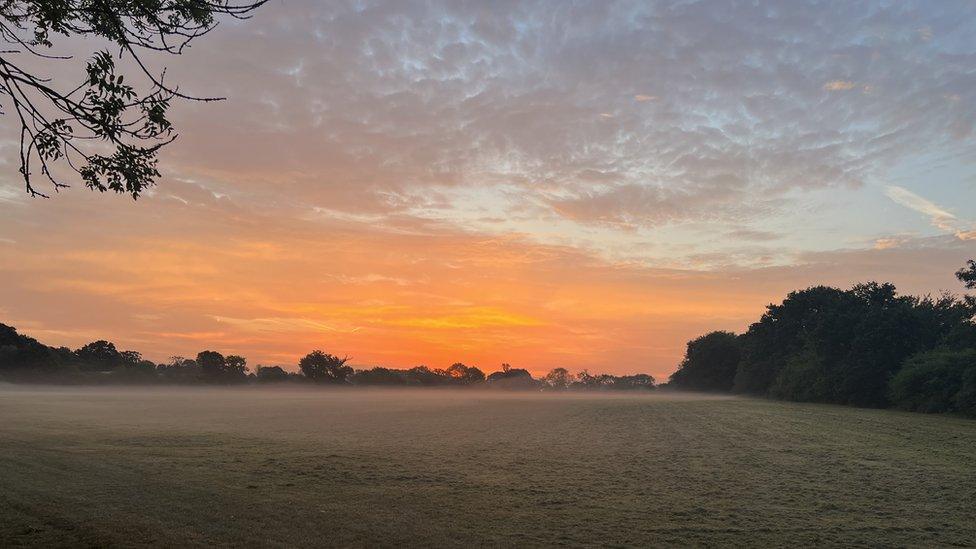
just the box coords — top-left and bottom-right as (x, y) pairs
(2, 0), (976, 379)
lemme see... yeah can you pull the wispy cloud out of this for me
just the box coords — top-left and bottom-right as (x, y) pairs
(885, 186), (976, 240)
(212, 316), (362, 334)
(823, 80), (856, 91)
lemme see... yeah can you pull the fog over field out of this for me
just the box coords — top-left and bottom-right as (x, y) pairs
(1, 386), (974, 547)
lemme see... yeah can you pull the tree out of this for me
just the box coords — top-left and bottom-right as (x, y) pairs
(196, 350), (226, 378)
(889, 349), (976, 415)
(445, 362), (486, 384)
(669, 331), (740, 392)
(573, 370), (616, 390)
(224, 354), (248, 378)
(0, 322), (65, 377)
(542, 367), (574, 390)
(734, 286), (855, 395)
(614, 374), (655, 390)
(957, 260), (976, 290)
(404, 365), (454, 386)
(351, 366), (406, 386)
(156, 355), (198, 379)
(75, 339), (122, 371)
(255, 365), (289, 382)
(957, 260), (976, 311)
(298, 350), (352, 384)
(486, 365), (538, 390)
(0, 0), (266, 198)
(119, 350), (142, 366)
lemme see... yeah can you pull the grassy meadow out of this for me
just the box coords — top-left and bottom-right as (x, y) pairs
(1, 386), (975, 547)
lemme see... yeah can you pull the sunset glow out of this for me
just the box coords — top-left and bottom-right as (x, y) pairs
(2, 1), (976, 379)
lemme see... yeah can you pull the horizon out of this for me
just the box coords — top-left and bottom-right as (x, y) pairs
(2, 1), (976, 380)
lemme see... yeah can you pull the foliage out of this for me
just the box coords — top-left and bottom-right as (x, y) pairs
(445, 362), (485, 384)
(729, 282), (973, 407)
(486, 365), (538, 390)
(0, 322), (65, 377)
(669, 331), (740, 392)
(350, 366), (408, 386)
(0, 0), (265, 197)
(255, 365), (289, 382)
(298, 350), (352, 384)
(663, 260), (976, 415)
(75, 340), (122, 371)
(889, 349), (976, 416)
(542, 367), (574, 390)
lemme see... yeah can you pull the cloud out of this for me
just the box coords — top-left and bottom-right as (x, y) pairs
(873, 237), (908, 250)
(726, 229), (781, 242)
(212, 316), (362, 334)
(134, 0), (976, 239)
(823, 80), (857, 91)
(2, 1), (976, 378)
(884, 186), (975, 239)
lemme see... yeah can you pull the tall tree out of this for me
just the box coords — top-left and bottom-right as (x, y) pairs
(298, 350), (352, 384)
(224, 354), (248, 378)
(669, 331), (740, 392)
(196, 350), (226, 377)
(542, 367), (574, 390)
(75, 339), (122, 371)
(0, 0), (265, 197)
(444, 362), (485, 384)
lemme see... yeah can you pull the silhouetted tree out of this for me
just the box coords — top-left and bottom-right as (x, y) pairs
(225, 355), (248, 378)
(299, 350), (352, 384)
(155, 356), (200, 382)
(669, 331), (740, 392)
(403, 365), (454, 386)
(957, 260), (976, 311)
(351, 367), (407, 386)
(0, 323), (66, 378)
(542, 367), (575, 390)
(75, 340), (122, 371)
(957, 260), (976, 290)
(486, 365), (538, 390)
(255, 365), (289, 382)
(116, 351), (158, 380)
(613, 374), (656, 390)
(445, 362), (486, 384)
(196, 350), (226, 378)
(573, 370), (617, 390)
(0, 0), (267, 197)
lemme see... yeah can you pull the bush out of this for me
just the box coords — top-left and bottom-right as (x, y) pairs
(889, 349), (976, 415)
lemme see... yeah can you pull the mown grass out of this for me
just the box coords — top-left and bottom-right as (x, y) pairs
(1, 386), (974, 547)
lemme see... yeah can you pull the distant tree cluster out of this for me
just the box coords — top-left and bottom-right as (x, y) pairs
(667, 262), (976, 416)
(0, 330), (656, 392)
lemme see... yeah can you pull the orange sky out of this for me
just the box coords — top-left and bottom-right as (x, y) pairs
(2, 1), (976, 379)
(2, 188), (972, 379)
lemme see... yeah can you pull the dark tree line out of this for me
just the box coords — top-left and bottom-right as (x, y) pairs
(0, 330), (656, 391)
(668, 261), (976, 416)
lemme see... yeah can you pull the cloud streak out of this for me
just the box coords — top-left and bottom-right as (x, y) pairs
(885, 186), (976, 240)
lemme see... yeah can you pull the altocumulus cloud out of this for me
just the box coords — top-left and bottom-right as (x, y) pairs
(131, 0), (976, 258)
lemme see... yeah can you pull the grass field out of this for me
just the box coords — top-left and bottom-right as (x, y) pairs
(1, 386), (975, 547)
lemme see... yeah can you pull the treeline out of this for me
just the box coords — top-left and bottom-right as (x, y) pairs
(0, 326), (655, 391)
(668, 261), (976, 416)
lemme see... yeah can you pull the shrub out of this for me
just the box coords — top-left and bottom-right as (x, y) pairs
(889, 349), (976, 415)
